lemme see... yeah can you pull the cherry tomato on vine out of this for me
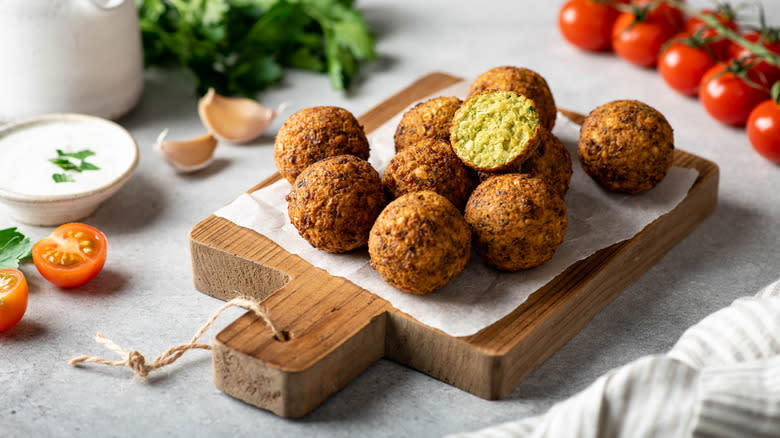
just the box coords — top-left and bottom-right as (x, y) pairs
(558, 0), (623, 51)
(612, 6), (678, 67)
(658, 34), (717, 96)
(684, 7), (738, 35)
(634, 0), (686, 32)
(699, 61), (770, 126)
(747, 84), (780, 164)
(728, 31), (780, 85)
(32, 223), (107, 288)
(0, 268), (28, 331)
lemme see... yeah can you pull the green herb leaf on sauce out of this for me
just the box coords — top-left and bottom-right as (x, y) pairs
(52, 173), (75, 183)
(57, 149), (96, 161)
(49, 148), (100, 183)
(0, 227), (33, 269)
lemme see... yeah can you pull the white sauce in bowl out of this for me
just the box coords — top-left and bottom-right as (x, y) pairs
(0, 115), (137, 199)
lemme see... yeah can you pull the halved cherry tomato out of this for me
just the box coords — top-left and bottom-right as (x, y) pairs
(699, 61), (770, 126)
(558, 0), (623, 52)
(747, 85), (780, 163)
(0, 268), (28, 331)
(32, 223), (107, 288)
(658, 34), (718, 96)
(612, 6), (679, 67)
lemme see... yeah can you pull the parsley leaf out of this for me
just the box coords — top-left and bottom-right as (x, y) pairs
(52, 173), (75, 183)
(79, 162), (100, 171)
(57, 149), (96, 161)
(0, 228), (33, 269)
(135, 0), (376, 96)
(49, 149), (100, 183)
(49, 158), (81, 172)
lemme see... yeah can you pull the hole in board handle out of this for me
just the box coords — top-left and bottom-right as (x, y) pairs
(274, 330), (291, 342)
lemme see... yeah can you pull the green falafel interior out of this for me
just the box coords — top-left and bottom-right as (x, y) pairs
(450, 91), (540, 170)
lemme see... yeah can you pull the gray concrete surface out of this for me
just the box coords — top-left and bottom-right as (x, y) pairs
(3, 1), (780, 436)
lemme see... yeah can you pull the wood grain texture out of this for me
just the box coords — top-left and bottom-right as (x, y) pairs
(189, 72), (719, 418)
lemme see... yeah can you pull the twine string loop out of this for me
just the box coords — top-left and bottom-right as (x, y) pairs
(69, 296), (283, 378)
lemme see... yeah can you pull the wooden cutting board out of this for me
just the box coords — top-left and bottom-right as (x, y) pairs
(189, 72), (719, 418)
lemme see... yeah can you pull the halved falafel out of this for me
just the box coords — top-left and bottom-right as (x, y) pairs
(578, 100), (674, 194)
(274, 106), (370, 184)
(368, 191), (471, 295)
(450, 91), (542, 172)
(382, 138), (478, 210)
(468, 66), (557, 131)
(465, 174), (567, 271)
(394, 96), (462, 152)
(287, 155), (385, 253)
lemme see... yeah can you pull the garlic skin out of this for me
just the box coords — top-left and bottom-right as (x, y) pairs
(198, 88), (277, 143)
(155, 129), (218, 173)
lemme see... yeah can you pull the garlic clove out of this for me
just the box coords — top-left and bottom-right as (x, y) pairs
(155, 129), (218, 173)
(198, 88), (277, 144)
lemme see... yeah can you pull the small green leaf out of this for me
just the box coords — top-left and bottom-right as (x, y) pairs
(0, 227), (33, 269)
(49, 158), (81, 172)
(52, 173), (75, 183)
(79, 161), (100, 171)
(286, 47), (325, 71)
(57, 149), (96, 161)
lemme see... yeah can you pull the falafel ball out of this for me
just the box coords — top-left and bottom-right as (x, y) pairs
(468, 66), (557, 131)
(465, 174), (567, 271)
(287, 155), (385, 253)
(450, 91), (542, 172)
(368, 191), (471, 295)
(274, 106), (370, 184)
(478, 129), (573, 197)
(578, 100), (674, 194)
(382, 138), (478, 210)
(394, 96), (462, 152)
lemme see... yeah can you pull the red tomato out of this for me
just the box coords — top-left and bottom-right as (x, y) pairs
(658, 35), (717, 96)
(558, 0), (621, 51)
(634, 0), (685, 32)
(612, 8), (678, 67)
(747, 98), (780, 163)
(700, 62), (770, 126)
(684, 8), (738, 35)
(0, 268), (28, 331)
(728, 31), (780, 85)
(32, 223), (107, 288)
(697, 28), (734, 61)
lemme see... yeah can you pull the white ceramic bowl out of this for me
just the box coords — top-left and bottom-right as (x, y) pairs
(0, 114), (139, 226)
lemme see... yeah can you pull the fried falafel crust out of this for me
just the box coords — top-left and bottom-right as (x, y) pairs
(394, 96), (462, 153)
(465, 174), (567, 271)
(274, 106), (370, 184)
(287, 155), (385, 253)
(368, 191), (471, 295)
(478, 128), (573, 197)
(450, 91), (542, 172)
(382, 138), (478, 210)
(468, 66), (557, 132)
(578, 100), (674, 194)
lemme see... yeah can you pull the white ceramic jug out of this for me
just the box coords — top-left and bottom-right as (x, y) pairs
(0, 0), (144, 122)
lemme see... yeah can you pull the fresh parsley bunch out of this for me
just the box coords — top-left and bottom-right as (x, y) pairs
(136, 0), (376, 97)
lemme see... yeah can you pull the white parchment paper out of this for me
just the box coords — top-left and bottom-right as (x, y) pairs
(214, 81), (699, 337)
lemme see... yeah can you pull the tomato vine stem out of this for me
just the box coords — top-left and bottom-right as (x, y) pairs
(663, 0), (780, 68)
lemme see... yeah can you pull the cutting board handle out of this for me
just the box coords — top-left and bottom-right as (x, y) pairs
(210, 261), (390, 418)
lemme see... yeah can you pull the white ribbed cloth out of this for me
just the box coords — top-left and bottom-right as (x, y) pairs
(449, 279), (780, 438)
